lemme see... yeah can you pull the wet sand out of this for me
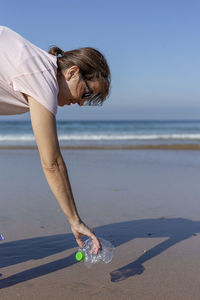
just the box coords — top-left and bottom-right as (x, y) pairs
(1, 149), (200, 299)
(1, 143), (200, 150)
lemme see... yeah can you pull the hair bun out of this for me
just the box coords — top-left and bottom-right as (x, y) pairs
(48, 46), (64, 57)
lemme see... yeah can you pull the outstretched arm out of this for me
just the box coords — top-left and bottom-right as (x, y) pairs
(28, 96), (79, 223)
(27, 96), (101, 253)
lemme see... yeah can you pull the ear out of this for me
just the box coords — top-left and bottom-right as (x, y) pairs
(65, 66), (80, 81)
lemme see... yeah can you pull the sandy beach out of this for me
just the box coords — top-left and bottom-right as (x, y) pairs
(1, 149), (200, 299)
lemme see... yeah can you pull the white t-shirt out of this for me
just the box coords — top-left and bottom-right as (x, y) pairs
(0, 26), (58, 116)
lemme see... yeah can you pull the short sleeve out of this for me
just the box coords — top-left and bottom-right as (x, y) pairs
(12, 68), (58, 116)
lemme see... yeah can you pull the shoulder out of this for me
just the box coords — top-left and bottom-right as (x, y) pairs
(0, 26), (25, 43)
(0, 26), (57, 71)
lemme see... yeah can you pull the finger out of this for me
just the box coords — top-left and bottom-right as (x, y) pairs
(76, 238), (83, 247)
(75, 235), (83, 248)
(89, 234), (102, 253)
(90, 244), (99, 255)
(91, 235), (102, 250)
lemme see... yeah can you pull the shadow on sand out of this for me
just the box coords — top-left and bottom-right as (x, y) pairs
(0, 217), (199, 288)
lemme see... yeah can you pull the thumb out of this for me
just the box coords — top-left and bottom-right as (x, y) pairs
(76, 235), (83, 248)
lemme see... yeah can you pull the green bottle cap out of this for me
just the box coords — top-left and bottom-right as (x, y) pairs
(76, 251), (85, 261)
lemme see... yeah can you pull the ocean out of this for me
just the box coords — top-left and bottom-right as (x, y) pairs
(1, 120), (200, 147)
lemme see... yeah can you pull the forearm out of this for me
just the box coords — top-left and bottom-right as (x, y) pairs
(41, 154), (80, 225)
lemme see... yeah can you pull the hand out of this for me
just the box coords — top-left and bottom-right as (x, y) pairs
(70, 219), (102, 255)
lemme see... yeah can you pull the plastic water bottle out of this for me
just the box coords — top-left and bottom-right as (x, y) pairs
(75, 237), (114, 268)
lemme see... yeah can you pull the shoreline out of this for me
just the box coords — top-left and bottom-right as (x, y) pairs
(1, 144), (200, 150)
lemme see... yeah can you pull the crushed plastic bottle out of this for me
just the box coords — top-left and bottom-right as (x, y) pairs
(75, 237), (114, 268)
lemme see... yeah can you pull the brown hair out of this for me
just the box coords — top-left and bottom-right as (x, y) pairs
(48, 46), (111, 106)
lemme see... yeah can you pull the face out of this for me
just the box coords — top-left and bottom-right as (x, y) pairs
(57, 66), (101, 107)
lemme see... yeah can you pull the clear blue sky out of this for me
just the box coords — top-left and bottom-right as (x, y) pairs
(1, 0), (200, 120)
